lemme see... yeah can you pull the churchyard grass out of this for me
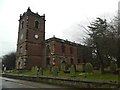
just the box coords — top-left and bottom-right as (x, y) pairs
(5, 70), (118, 83)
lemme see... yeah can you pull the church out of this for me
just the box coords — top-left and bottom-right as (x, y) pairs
(16, 8), (91, 70)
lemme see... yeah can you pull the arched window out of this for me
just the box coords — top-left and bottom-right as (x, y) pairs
(71, 58), (73, 64)
(61, 45), (65, 53)
(35, 21), (39, 28)
(77, 59), (80, 63)
(18, 62), (20, 66)
(70, 47), (73, 55)
(46, 58), (50, 65)
(46, 45), (50, 55)
(21, 21), (24, 29)
(20, 47), (23, 54)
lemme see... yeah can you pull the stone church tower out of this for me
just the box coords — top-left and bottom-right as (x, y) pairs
(16, 7), (45, 69)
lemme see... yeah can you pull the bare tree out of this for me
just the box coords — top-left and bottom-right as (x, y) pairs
(2, 52), (16, 70)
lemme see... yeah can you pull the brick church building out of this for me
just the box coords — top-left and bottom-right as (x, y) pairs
(16, 8), (91, 70)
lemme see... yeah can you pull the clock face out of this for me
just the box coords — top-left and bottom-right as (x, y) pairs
(20, 34), (23, 40)
(34, 34), (39, 39)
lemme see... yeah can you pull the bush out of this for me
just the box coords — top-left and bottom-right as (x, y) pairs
(85, 63), (93, 73)
(110, 63), (117, 72)
(70, 65), (75, 77)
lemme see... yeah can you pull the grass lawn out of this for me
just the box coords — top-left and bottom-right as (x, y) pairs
(76, 71), (118, 82)
(58, 71), (118, 82)
(5, 70), (118, 83)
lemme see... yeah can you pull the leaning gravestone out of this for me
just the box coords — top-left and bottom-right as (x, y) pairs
(70, 65), (75, 77)
(52, 66), (59, 76)
(31, 66), (38, 75)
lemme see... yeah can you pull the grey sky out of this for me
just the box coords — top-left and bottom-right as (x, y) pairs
(0, 0), (119, 57)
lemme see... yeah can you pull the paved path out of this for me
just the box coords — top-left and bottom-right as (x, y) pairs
(1, 77), (69, 89)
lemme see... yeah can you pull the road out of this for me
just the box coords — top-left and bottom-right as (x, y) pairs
(0, 77), (69, 89)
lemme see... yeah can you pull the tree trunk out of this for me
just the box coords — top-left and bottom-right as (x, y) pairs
(118, 38), (120, 68)
(97, 47), (105, 74)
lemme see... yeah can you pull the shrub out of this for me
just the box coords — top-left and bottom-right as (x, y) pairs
(85, 63), (93, 73)
(110, 63), (117, 72)
(70, 65), (75, 77)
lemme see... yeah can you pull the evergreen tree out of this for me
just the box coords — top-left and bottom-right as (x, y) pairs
(87, 18), (108, 73)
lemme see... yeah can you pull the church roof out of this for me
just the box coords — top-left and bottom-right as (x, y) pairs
(45, 36), (82, 46)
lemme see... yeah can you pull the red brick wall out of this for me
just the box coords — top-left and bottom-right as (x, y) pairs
(27, 43), (43, 56)
(46, 41), (78, 66)
(26, 56), (43, 69)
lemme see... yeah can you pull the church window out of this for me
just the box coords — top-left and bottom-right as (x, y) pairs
(77, 59), (80, 63)
(35, 21), (39, 28)
(61, 45), (65, 53)
(70, 58), (74, 64)
(70, 47), (73, 55)
(21, 21), (24, 29)
(18, 62), (20, 65)
(46, 45), (50, 55)
(46, 58), (50, 65)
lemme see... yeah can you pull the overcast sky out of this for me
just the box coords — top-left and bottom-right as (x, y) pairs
(0, 0), (119, 57)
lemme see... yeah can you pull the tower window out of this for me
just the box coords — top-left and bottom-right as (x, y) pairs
(21, 21), (24, 29)
(18, 62), (20, 66)
(35, 21), (39, 28)
(20, 47), (23, 54)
